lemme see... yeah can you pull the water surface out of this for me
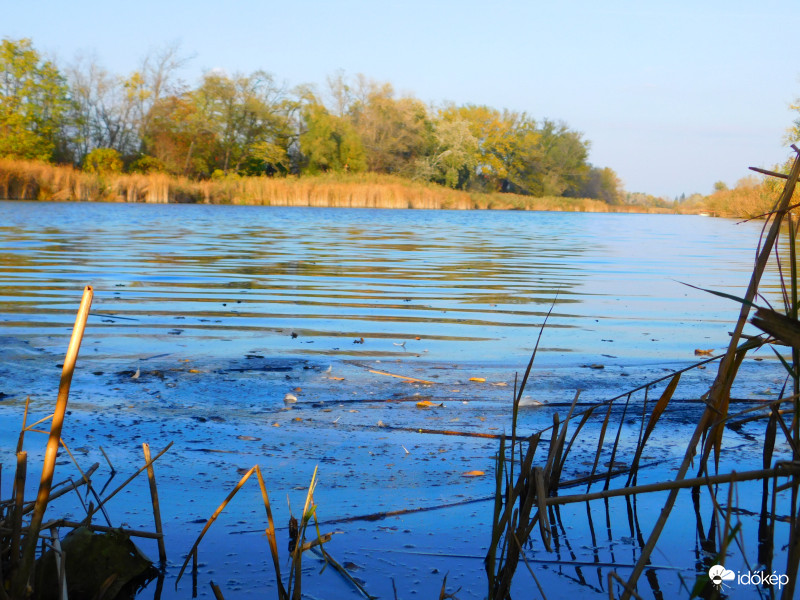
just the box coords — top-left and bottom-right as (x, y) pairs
(0, 201), (781, 368)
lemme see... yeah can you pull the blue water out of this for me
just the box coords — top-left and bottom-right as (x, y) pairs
(0, 201), (783, 367)
(0, 201), (795, 600)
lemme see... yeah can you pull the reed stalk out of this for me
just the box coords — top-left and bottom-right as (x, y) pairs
(143, 443), (167, 566)
(10, 452), (26, 573)
(13, 284), (93, 597)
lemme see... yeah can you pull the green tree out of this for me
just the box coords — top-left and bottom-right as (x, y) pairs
(191, 70), (292, 175)
(437, 105), (536, 192)
(0, 38), (71, 160)
(514, 119), (590, 196)
(415, 117), (478, 188)
(299, 100), (366, 173)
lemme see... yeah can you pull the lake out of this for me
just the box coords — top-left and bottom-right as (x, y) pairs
(0, 201), (783, 367)
(0, 201), (793, 599)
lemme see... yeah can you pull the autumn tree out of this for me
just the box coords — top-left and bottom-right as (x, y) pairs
(64, 43), (189, 168)
(82, 147), (123, 175)
(299, 99), (366, 173)
(435, 105), (534, 192)
(415, 117), (478, 188)
(191, 70), (292, 175)
(142, 94), (215, 176)
(0, 38), (71, 160)
(347, 76), (433, 175)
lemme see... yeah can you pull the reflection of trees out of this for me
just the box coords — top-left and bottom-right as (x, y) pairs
(1, 207), (596, 341)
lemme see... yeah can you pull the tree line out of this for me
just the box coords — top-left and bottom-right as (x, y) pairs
(0, 38), (624, 202)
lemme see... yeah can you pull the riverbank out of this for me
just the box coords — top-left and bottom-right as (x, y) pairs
(0, 158), (675, 213)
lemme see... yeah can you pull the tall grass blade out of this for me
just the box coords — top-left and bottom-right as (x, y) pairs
(254, 465), (288, 600)
(626, 373), (681, 486)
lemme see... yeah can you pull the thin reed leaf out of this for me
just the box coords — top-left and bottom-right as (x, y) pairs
(254, 465), (288, 600)
(771, 345), (799, 380)
(604, 394), (633, 491)
(627, 373), (681, 486)
(516, 293), (558, 404)
(587, 402), (613, 492)
(176, 465), (257, 587)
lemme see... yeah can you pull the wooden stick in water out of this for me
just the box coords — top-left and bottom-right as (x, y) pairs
(547, 464), (800, 507)
(15, 396), (31, 454)
(99, 446), (115, 473)
(143, 442), (167, 566)
(11, 452), (27, 571)
(42, 520), (162, 539)
(210, 581), (225, 600)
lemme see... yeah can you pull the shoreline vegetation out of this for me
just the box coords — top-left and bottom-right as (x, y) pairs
(2, 37), (793, 220)
(0, 158), (782, 216)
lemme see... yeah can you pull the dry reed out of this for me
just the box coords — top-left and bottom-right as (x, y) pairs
(0, 157), (665, 213)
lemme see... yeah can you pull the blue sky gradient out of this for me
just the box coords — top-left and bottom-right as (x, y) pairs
(4, 0), (799, 197)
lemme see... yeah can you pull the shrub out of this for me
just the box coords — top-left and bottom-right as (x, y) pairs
(83, 148), (123, 176)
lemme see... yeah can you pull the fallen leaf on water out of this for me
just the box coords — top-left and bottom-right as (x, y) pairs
(272, 423), (280, 427)
(237, 435), (261, 441)
(491, 382), (508, 387)
(416, 400), (442, 408)
(462, 470), (485, 477)
(589, 364), (604, 369)
(694, 348), (714, 356)
(469, 377), (486, 382)
(189, 369), (201, 373)
(328, 376), (345, 381)
(293, 417), (302, 421)
(131, 367), (140, 380)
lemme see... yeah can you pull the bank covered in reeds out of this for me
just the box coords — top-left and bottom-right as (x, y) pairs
(0, 158), (671, 213)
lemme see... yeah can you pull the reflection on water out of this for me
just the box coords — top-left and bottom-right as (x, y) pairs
(0, 201), (783, 365)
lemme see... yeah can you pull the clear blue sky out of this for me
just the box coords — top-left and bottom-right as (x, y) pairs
(4, 0), (799, 198)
